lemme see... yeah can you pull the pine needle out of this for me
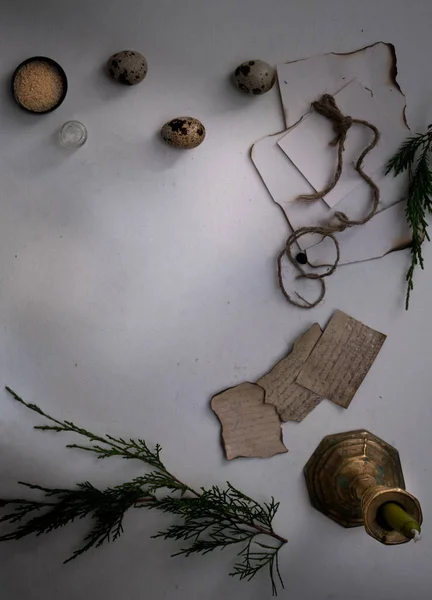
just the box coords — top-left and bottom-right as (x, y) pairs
(0, 388), (287, 595)
(386, 127), (432, 309)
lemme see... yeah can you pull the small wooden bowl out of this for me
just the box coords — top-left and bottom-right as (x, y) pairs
(12, 56), (68, 114)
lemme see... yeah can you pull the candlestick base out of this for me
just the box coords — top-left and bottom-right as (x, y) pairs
(304, 430), (422, 545)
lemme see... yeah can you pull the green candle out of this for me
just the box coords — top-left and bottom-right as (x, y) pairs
(380, 502), (421, 539)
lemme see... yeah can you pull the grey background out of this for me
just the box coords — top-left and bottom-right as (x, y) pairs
(0, 1), (431, 598)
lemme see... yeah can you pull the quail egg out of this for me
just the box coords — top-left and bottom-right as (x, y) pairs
(108, 50), (148, 85)
(233, 60), (275, 95)
(160, 117), (206, 150)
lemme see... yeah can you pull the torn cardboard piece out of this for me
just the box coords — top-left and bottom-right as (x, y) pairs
(258, 324), (323, 422)
(211, 382), (288, 460)
(296, 310), (386, 408)
(211, 312), (386, 460)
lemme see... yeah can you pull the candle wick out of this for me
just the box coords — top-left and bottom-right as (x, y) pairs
(411, 529), (421, 543)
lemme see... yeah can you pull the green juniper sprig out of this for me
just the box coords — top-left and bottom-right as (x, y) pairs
(0, 479), (153, 562)
(0, 387), (287, 596)
(386, 127), (432, 309)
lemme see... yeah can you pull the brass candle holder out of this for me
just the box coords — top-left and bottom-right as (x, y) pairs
(304, 430), (422, 545)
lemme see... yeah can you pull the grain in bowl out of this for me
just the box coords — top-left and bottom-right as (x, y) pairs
(12, 57), (67, 114)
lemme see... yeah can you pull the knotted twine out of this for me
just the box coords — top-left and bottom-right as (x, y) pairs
(277, 94), (381, 309)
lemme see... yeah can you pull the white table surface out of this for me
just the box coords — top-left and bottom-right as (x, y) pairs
(1, 1), (432, 599)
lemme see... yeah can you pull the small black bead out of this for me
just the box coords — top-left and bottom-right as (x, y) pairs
(296, 252), (308, 265)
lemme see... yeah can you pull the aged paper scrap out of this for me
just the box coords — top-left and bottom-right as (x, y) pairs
(211, 382), (288, 460)
(305, 198), (411, 267)
(257, 323), (323, 422)
(277, 80), (404, 209)
(251, 129), (409, 253)
(277, 42), (406, 130)
(251, 42), (410, 259)
(296, 310), (386, 408)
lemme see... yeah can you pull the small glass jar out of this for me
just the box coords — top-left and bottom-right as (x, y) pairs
(59, 120), (87, 148)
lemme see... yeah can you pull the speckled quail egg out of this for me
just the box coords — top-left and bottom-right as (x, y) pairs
(233, 60), (276, 95)
(107, 50), (148, 85)
(160, 117), (206, 150)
